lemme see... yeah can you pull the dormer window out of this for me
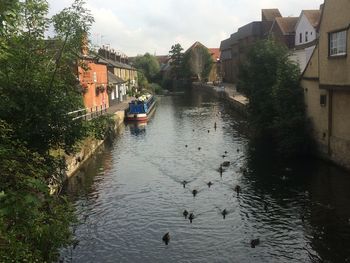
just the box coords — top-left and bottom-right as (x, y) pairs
(329, 30), (347, 56)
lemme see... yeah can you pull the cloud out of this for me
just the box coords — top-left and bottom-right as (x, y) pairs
(47, 0), (323, 56)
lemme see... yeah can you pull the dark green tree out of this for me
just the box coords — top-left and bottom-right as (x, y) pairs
(0, 0), (94, 154)
(238, 39), (310, 157)
(133, 53), (160, 83)
(0, 0), (95, 261)
(169, 43), (184, 80)
(0, 120), (76, 262)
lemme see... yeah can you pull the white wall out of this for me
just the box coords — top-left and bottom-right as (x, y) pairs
(295, 13), (317, 46)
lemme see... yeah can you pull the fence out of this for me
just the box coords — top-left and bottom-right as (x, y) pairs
(68, 104), (108, 121)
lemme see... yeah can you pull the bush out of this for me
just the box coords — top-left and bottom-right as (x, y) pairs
(150, 83), (163, 94)
(86, 114), (116, 140)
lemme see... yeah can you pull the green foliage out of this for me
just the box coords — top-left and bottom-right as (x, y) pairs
(0, 1), (96, 261)
(169, 43), (184, 80)
(86, 115), (116, 140)
(137, 70), (149, 89)
(133, 53), (160, 83)
(161, 78), (173, 90)
(0, 0), (94, 154)
(0, 120), (76, 262)
(150, 83), (162, 94)
(238, 39), (310, 157)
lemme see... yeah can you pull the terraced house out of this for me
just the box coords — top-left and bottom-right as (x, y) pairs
(302, 0), (350, 169)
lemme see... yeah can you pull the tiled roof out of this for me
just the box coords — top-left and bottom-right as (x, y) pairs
(209, 48), (220, 61)
(303, 10), (321, 28)
(275, 17), (298, 34)
(108, 71), (125, 84)
(262, 9), (282, 21)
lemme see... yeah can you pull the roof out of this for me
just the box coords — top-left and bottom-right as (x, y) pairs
(108, 71), (125, 84)
(185, 41), (208, 53)
(209, 48), (220, 61)
(220, 36), (235, 50)
(302, 10), (321, 28)
(237, 21), (262, 39)
(155, 55), (170, 65)
(274, 17), (298, 34)
(262, 9), (282, 21)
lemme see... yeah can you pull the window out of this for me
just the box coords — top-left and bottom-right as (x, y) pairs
(329, 30), (347, 56)
(305, 31), (309, 42)
(299, 33), (302, 43)
(320, 95), (327, 107)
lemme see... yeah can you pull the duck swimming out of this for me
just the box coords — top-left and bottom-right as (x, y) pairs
(192, 189), (198, 197)
(198, 147), (201, 151)
(234, 185), (241, 196)
(250, 238), (260, 248)
(207, 181), (213, 188)
(221, 209), (228, 219)
(183, 210), (189, 219)
(222, 161), (230, 167)
(182, 180), (188, 188)
(162, 232), (170, 245)
(189, 213), (194, 223)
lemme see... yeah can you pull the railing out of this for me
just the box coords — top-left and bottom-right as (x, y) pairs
(68, 104), (108, 121)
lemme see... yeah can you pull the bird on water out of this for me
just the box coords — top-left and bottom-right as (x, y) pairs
(162, 232), (170, 245)
(183, 210), (189, 219)
(250, 238), (260, 248)
(189, 213), (195, 223)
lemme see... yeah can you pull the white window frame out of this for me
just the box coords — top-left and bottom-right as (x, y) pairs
(329, 30), (347, 56)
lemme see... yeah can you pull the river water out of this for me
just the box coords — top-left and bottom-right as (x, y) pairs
(60, 89), (350, 263)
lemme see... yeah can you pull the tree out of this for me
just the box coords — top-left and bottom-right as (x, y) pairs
(0, 121), (75, 262)
(0, 0), (95, 261)
(169, 43), (184, 80)
(0, 0), (94, 154)
(238, 40), (310, 157)
(133, 53), (160, 83)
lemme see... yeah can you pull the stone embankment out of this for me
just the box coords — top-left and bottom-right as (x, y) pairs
(193, 82), (249, 116)
(65, 99), (132, 178)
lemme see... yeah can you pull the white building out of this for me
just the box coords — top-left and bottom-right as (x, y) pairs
(291, 9), (321, 72)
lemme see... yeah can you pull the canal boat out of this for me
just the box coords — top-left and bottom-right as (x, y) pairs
(125, 94), (156, 122)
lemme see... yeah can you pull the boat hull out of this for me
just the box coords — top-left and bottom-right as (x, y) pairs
(125, 96), (156, 122)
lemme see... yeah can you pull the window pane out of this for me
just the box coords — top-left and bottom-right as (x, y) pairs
(329, 30), (347, 56)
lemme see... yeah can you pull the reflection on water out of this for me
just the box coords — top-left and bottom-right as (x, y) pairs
(60, 89), (350, 263)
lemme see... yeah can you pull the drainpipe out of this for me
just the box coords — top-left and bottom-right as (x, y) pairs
(327, 89), (333, 156)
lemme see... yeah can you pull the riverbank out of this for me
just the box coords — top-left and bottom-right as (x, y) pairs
(192, 82), (249, 116)
(65, 98), (132, 178)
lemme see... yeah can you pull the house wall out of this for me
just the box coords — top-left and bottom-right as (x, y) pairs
(295, 14), (317, 46)
(319, 0), (350, 85)
(79, 61), (109, 110)
(330, 91), (350, 168)
(302, 0), (350, 170)
(303, 79), (329, 153)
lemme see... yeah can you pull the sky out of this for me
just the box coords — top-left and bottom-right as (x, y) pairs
(47, 0), (322, 57)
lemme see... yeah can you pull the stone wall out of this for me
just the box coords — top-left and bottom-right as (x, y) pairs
(65, 110), (125, 178)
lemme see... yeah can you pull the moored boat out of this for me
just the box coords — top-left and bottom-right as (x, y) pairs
(125, 94), (156, 121)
